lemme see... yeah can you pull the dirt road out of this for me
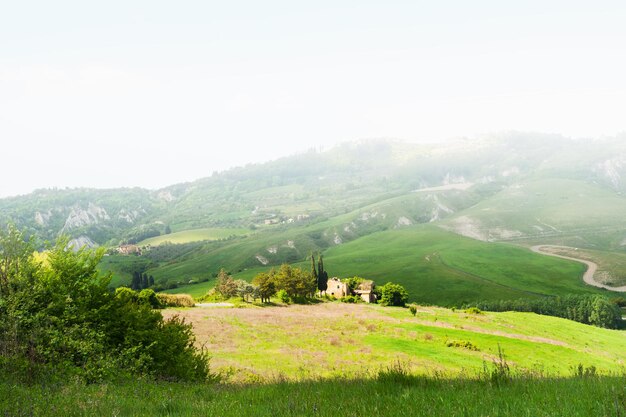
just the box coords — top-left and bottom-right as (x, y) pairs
(530, 245), (626, 292)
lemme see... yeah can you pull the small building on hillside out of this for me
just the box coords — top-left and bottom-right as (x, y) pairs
(327, 277), (348, 299)
(354, 280), (377, 303)
(117, 244), (141, 255)
(326, 278), (377, 303)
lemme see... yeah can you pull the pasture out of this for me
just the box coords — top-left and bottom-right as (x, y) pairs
(139, 227), (250, 246)
(163, 303), (626, 381)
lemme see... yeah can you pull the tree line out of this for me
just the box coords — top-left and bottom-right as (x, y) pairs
(209, 254), (410, 307)
(130, 270), (155, 290)
(470, 295), (622, 329)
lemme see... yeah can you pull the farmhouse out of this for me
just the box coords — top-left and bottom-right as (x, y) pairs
(326, 278), (378, 303)
(327, 277), (348, 299)
(117, 244), (141, 255)
(354, 280), (377, 303)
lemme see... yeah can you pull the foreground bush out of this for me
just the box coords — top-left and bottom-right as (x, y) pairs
(0, 226), (210, 383)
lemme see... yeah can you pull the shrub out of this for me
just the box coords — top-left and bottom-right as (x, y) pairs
(138, 289), (162, 308)
(409, 305), (417, 316)
(340, 295), (361, 303)
(277, 289), (290, 304)
(157, 293), (195, 308)
(380, 282), (409, 307)
(465, 307), (483, 315)
(445, 339), (480, 351)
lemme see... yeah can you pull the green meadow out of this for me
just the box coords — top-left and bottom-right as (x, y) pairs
(5, 302), (625, 417)
(166, 303), (626, 381)
(139, 227), (250, 246)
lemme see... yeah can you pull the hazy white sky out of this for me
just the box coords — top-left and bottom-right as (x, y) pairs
(2, 1), (626, 197)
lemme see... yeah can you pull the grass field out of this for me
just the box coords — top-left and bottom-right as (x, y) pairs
(3, 376), (624, 416)
(139, 228), (250, 246)
(163, 303), (626, 381)
(3, 302), (625, 416)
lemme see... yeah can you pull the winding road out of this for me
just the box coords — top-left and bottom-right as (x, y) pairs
(530, 245), (626, 292)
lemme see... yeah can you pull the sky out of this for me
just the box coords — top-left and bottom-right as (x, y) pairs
(1, 0), (626, 197)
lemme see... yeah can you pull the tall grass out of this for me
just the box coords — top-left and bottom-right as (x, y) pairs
(2, 372), (624, 417)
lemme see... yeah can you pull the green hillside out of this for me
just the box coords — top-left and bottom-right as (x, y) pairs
(158, 225), (602, 306)
(321, 226), (597, 306)
(441, 178), (626, 248)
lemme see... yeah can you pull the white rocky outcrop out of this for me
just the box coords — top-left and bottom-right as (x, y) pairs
(67, 236), (97, 252)
(396, 216), (413, 227)
(118, 208), (141, 223)
(594, 158), (625, 189)
(34, 210), (52, 226)
(255, 255), (269, 265)
(62, 203), (110, 232)
(157, 191), (176, 202)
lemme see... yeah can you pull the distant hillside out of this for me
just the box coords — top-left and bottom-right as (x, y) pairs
(7, 133), (626, 302)
(8, 134), (626, 247)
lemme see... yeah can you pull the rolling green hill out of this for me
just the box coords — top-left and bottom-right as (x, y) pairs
(155, 225), (598, 306)
(6, 135), (626, 306)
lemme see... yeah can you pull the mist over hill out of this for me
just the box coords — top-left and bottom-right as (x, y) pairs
(3, 133), (626, 246)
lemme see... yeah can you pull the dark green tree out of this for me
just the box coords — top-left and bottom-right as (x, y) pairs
(252, 270), (276, 303)
(149, 275), (155, 287)
(310, 254), (318, 291)
(141, 273), (149, 289)
(317, 254), (328, 294)
(215, 268), (237, 299)
(131, 271), (141, 290)
(274, 264), (316, 300)
(0, 224), (36, 296)
(380, 282), (409, 307)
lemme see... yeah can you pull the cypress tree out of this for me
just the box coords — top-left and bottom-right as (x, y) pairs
(311, 254), (318, 292)
(131, 271), (141, 290)
(317, 254), (328, 294)
(141, 273), (149, 289)
(149, 275), (155, 287)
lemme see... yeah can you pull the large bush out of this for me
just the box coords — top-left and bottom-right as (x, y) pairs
(0, 226), (210, 383)
(379, 282), (409, 307)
